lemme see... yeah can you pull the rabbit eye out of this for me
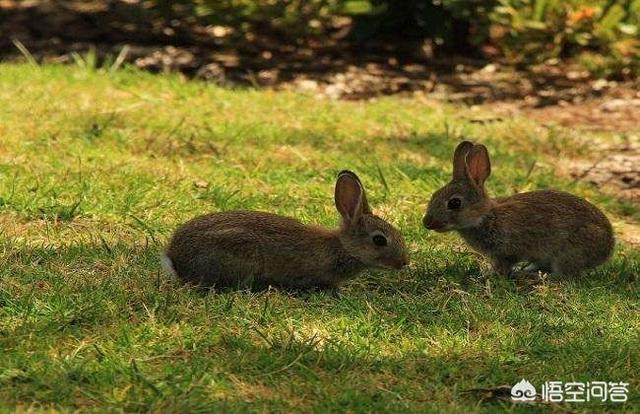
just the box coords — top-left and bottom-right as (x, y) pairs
(447, 197), (462, 210)
(372, 234), (387, 246)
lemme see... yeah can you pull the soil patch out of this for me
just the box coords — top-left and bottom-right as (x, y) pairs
(569, 139), (640, 203)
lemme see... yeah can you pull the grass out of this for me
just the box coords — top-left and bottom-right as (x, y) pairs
(0, 63), (638, 413)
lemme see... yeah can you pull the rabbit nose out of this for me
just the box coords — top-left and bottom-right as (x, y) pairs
(423, 215), (436, 229)
(423, 216), (446, 231)
(391, 256), (409, 270)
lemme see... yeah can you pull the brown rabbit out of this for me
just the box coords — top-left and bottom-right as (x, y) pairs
(162, 170), (409, 290)
(423, 141), (614, 276)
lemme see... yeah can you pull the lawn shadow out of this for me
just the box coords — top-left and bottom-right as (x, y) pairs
(1, 239), (637, 411)
(207, 326), (638, 410)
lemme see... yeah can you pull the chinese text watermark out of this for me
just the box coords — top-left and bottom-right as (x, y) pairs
(511, 379), (629, 403)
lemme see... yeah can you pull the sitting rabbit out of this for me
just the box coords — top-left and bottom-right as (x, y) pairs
(163, 170), (409, 289)
(423, 141), (614, 276)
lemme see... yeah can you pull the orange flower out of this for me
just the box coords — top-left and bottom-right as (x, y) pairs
(567, 7), (597, 25)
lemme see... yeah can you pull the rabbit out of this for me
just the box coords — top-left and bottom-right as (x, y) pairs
(162, 170), (409, 290)
(422, 141), (614, 276)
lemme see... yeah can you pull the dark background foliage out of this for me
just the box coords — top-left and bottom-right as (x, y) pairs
(143, 0), (638, 76)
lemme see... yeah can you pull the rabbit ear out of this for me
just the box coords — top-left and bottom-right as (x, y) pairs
(452, 141), (475, 180)
(465, 144), (491, 187)
(335, 170), (370, 223)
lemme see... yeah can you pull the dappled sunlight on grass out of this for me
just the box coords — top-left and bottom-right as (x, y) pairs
(0, 64), (638, 412)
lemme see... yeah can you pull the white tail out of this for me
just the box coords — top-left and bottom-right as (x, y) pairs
(160, 254), (178, 279)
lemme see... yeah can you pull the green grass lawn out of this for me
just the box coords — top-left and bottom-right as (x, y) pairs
(0, 63), (638, 413)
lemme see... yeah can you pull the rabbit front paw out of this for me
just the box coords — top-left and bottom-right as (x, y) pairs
(492, 258), (517, 276)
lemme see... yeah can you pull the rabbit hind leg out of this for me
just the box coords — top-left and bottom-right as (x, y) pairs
(551, 257), (584, 278)
(522, 259), (553, 275)
(492, 257), (518, 276)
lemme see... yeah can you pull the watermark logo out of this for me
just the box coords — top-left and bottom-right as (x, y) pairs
(511, 379), (536, 402)
(511, 380), (629, 403)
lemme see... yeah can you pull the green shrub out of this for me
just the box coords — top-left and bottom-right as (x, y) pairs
(147, 0), (639, 76)
(490, 0), (640, 75)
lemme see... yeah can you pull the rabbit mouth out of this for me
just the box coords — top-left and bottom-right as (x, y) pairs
(431, 226), (452, 233)
(424, 221), (453, 232)
(379, 257), (409, 270)
(423, 216), (453, 232)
